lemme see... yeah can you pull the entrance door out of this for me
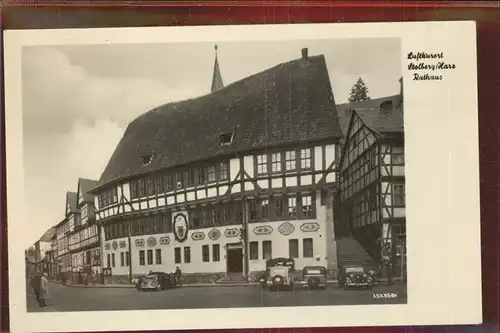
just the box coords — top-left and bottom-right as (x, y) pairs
(226, 247), (243, 274)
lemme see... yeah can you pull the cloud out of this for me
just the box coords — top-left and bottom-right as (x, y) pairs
(22, 47), (200, 247)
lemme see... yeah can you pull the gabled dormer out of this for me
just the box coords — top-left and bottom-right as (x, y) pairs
(76, 178), (98, 208)
(65, 191), (77, 217)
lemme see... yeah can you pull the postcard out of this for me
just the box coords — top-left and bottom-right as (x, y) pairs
(4, 21), (481, 332)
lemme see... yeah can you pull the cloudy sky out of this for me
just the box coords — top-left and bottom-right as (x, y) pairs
(22, 38), (401, 248)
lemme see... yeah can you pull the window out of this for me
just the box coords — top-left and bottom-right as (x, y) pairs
(176, 172), (184, 189)
(261, 200), (269, 219)
(393, 184), (406, 206)
(289, 239), (299, 258)
(207, 166), (217, 182)
(271, 153), (281, 172)
(186, 169), (195, 187)
(288, 196), (297, 218)
(262, 241), (272, 260)
(125, 251), (130, 266)
(392, 152), (405, 165)
(155, 249), (162, 265)
(163, 175), (173, 191)
(220, 133), (234, 145)
(141, 154), (153, 166)
(285, 151), (296, 171)
(212, 244), (220, 262)
(275, 197), (286, 218)
(202, 245), (210, 262)
(139, 250), (145, 266)
(111, 253), (115, 267)
(198, 168), (206, 184)
(184, 247), (191, 263)
(219, 162), (229, 181)
(301, 194), (313, 218)
(155, 177), (164, 194)
(301, 148), (312, 169)
(174, 247), (181, 264)
(303, 238), (313, 258)
(107, 254), (111, 268)
(256, 154), (268, 174)
(130, 181), (138, 199)
(147, 249), (153, 265)
(146, 178), (155, 196)
(120, 252), (125, 267)
(249, 241), (259, 260)
(138, 180), (146, 198)
(249, 200), (258, 221)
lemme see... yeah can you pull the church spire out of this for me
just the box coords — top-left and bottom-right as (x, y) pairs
(211, 44), (224, 93)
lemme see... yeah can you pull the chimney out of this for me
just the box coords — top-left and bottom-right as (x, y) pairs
(301, 48), (308, 60)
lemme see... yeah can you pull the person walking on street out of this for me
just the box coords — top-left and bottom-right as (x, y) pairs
(175, 266), (182, 286)
(30, 272), (42, 307)
(39, 272), (49, 307)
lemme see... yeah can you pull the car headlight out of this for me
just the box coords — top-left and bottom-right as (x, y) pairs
(363, 274), (367, 278)
(349, 274), (354, 278)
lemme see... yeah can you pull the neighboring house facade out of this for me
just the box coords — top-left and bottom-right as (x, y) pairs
(335, 78), (406, 279)
(55, 192), (77, 278)
(68, 178), (100, 281)
(90, 47), (343, 284)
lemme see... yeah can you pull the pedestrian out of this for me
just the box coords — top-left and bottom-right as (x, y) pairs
(175, 266), (182, 286)
(382, 243), (393, 285)
(30, 272), (42, 307)
(39, 272), (49, 307)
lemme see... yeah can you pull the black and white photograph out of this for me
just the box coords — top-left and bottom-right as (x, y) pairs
(5, 22), (482, 332)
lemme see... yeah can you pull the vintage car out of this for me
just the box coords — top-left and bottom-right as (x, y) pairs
(261, 258), (295, 291)
(136, 272), (178, 291)
(300, 266), (328, 289)
(339, 265), (374, 289)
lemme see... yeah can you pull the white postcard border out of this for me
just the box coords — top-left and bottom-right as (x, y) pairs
(4, 22), (481, 332)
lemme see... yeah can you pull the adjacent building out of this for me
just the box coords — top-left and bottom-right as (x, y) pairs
(68, 178), (100, 282)
(89, 47), (343, 284)
(334, 78), (406, 279)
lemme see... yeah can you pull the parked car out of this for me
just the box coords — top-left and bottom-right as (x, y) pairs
(300, 266), (328, 290)
(339, 265), (374, 289)
(136, 272), (178, 291)
(260, 258), (296, 288)
(261, 258), (295, 291)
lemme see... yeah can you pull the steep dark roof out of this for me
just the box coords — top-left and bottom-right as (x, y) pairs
(355, 104), (404, 134)
(78, 178), (98, 204)
(95, 54), (343, 190)
(66, 191), (78, 214)
(39, 227), (56, 242)
(336, 95), (402, 135)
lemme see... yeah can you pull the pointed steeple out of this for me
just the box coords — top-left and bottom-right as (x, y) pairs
(211, 44), (224, 93)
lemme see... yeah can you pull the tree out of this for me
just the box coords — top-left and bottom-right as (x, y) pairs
(348, 77), (371, 102)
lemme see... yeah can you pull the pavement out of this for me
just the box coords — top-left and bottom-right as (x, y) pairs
(26, 280), (407, 312)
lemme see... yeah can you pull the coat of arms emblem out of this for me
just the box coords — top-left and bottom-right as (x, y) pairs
(173, 213), (189, 243)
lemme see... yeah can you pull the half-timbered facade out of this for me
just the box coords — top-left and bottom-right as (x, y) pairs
(90, 47), (344, 283)
(67, 178), (100, 282)
(336, 80), (406, 278)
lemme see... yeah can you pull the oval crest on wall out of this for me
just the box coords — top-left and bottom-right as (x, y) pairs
(119, 241), (127, 248)
(159, 236), (170, 245)
(224, 228), (240, 238)
(191, 232), (205, 241)
(208, 228), (221, 241)
(112, 241), (118, 250)
(173, 213), (189, 243)
(278, 222), (295, 236)
(135, 239), (145, 247)
(253, 226), (273, 235)
(300, 222), (320, 233)
(147, 236), (157, 247)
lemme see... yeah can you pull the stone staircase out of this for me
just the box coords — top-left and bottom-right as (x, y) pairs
(215, 273), (248, 284)
(336, 237), (378, 269)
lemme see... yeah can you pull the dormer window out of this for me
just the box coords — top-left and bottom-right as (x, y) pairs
(141, 154), (153, 166)
(380, 101), (393, 112)
(219, 132), (234, 146)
